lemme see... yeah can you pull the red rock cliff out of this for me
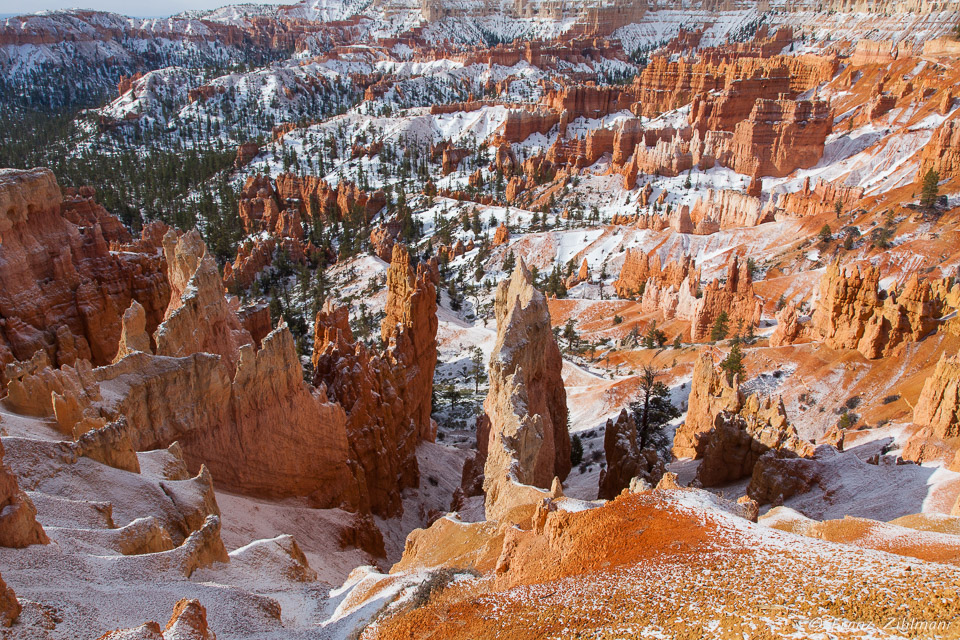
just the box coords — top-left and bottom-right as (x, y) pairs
(0, 168), (170, 377)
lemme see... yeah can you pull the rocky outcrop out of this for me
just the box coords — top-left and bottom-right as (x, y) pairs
(695, 394), (813, 486)
(6, 230), (360, 509)
(381, 244), (439, 442)
(849, 39), (897, 66)
(765, 176), (865, 219)
(673, 351), (742, 459)
(155, 230), (253, 376)
(0, 570), (18, 628)
(0, 168), (169, 376)
(903, 352), (960, 470)
(810, 260), (941, 359)
(312, 306), (419, 517)
(712, 98), (832, 177)
(917, 116), (960, 181)
(241, 173), (387, 235)
(223, 235), (308, 291)
(748, 445), (834, 505)
(113, 300), (152, 362)
(370, 220), (399, 262)
(634, 54), (835, 119)
(493, 222), (510, 246)
(614, 249), (702, 324)
(598, 409), (664, 499)
(913, 352), (960, 438)
(482, 259), (570, 522)
(769, 301), (805, 347)
(98, 598), (216, 640)
(501, 108), (562, 143)
(614, 249), (699, 300)
(689, 189), (770, 230)
(234, 142), (260, 168)
(0, 438), (49, 548)
(312, 245), (438, 517)
(690, 255), (762, 342)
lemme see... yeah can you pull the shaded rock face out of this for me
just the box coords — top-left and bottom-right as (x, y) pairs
(313, 244), (438, 518)
(0, 438), (49, 548)
(598, 409), (665, 500)
(810, 259), (941, 359)
(748, 445), (835, 506)
(0, 168), (170, 377)
(673, 351), (743, 460)
(695, 394), (813, 487)
(690, 255), (762, 342)
(904, 352), (960, 471)
(483, 259), (570, 522)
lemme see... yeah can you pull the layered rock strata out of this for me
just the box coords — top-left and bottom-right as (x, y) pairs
(0, 168), (169, 376)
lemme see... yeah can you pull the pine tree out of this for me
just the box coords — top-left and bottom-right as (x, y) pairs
(570, 434), (584, 466)
(710, 311), (729, 342)
(720, 342), (745, 385)
(920, 169), (940, 209)
(502, 250), (516, 273)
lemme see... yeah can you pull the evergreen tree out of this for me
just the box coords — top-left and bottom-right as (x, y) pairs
(710, 311), (729, 342)
(920, 169), (940, 209)
(570, 434), (584, 466)
(630, 365), (681, 452)
(502, 250), (516, 273)
(720, 342), (746, 385)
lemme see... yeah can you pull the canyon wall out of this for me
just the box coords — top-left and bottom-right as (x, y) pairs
(0, 168), (170, 377)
